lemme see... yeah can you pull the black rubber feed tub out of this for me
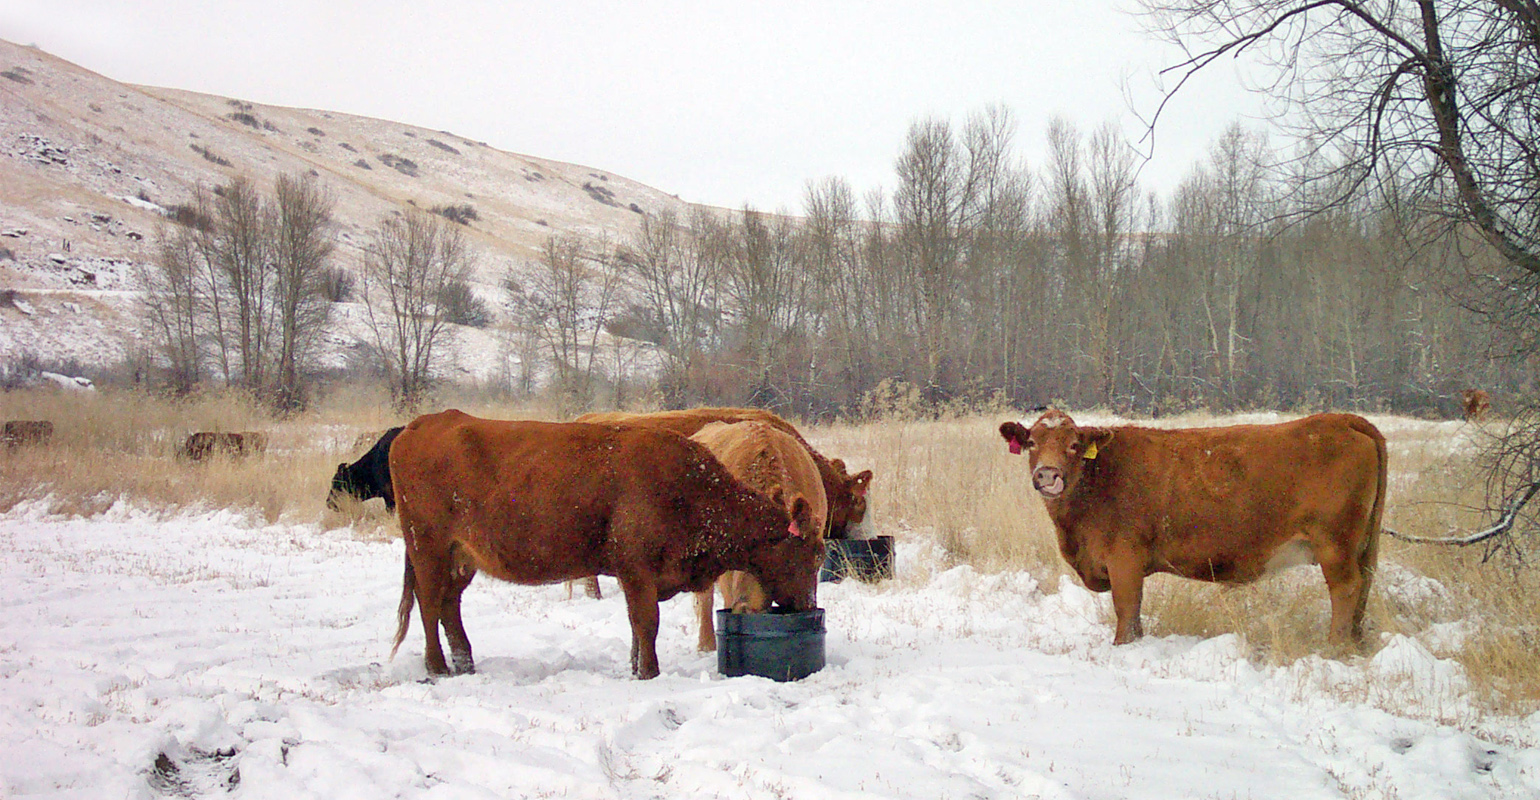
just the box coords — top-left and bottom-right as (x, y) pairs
(716, 607), (825, 681)
(820, 535), (895, 583)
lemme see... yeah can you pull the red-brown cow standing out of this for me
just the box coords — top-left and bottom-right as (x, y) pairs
(998, 409), (1387, 648)
(688, 420), (829, 652)
(389, 410), (822, 679)
(1461, 389), (1491, 421)
(568, 407), (871, 600)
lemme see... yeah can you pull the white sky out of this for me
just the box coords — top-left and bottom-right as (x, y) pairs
(0, 0), (1267, 212)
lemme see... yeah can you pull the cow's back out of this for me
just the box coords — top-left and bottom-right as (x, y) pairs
(575, 407), (799, 440)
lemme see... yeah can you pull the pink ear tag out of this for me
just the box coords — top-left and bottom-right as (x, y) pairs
(788, 520), (802, 538)
(1008, 439), (1022, 455)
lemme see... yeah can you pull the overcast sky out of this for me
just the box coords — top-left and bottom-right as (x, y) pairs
(0, 0), (1266, 212)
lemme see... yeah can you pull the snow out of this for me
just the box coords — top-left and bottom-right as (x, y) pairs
(119, 195), (167, 215)
(38, 371), (94, 391)
(1, 500), (1534, 799)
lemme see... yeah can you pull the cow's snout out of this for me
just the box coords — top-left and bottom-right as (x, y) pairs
(1032, 466), (1066, 498)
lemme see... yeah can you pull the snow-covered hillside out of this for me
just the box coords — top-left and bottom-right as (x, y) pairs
(0, 38), (687, 375)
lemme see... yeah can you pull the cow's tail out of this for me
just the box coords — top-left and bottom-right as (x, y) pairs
(1357, 418), (1389, 628)
(389, 551), (416, 661)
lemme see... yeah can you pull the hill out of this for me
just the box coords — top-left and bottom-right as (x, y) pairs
(0, 39), (689, 378)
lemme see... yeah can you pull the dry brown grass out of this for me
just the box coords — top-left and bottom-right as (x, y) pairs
(2, 390), (1534, 714)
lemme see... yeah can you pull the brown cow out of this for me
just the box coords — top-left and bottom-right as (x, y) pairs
(575, 407), (873, 538)
(1461, 389), (1491, 421)
(688, 421), (829, 652)
(180, 431), (268, 461)
(389, 410), (823, 679)
(998, 409), (1387, 648)
(2, 420), (53, 448)
(569, 407), (871, 600)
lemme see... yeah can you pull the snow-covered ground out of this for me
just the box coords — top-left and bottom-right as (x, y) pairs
(1, 498), (1535, 799)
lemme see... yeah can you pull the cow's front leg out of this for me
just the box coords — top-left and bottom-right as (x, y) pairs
(1107, 556), (1146, 645)
(620, 576), (661, 679)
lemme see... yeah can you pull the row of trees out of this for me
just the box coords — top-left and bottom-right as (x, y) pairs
(143, 174), (474, 412)
(142, 114), (1526, 424)
(517, 109), (1518, 420)
(144, 174), (335, 411)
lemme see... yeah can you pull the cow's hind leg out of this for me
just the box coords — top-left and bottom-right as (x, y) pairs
(440, 555), (478, 675)
(695, 588), (717, 652)
(408, 545), (454, 677)
(1320, 548), (1367, 649)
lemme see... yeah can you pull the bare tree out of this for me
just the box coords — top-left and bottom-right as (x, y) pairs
(141, 175), (335, 408)
(209, 176), (275, 391)
(1142, 0), (1540, 548)
(801, 176), (872, 406)
(1086, 121), (1142, 403)
(1141, 0), (1540, 325)
(361, 210), (474, 411)
(516, 233), (622, 413)
(270, 173), (336, 411)
(720, 206), (812, 404)
(892, 107), (1026, 401)
(615, 207), (720, 406)
(142, 224), (207, 394)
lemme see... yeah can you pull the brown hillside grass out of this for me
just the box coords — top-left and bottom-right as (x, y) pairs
(1, 389), (1534, 716)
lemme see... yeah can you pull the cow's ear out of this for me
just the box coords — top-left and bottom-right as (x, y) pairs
(849, 470), (873, 497)
(770, 485), (789, 509)
(999, 421), (1030, 455)
(788, 495), (813, 538)
(1080, 427), (1114, 460)
(831, 458), (847, 473)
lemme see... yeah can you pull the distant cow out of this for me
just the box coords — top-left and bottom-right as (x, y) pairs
(180, 431), (267, 462)
(2, 420), (53, 448)
(998, 409), (1386, 648)
(689, 421), (829, 652)
(576, 407), (873, 539)
(1461, 389), (1491, 421)
(328, 426), (404, 510)
(389, 410), (822, 679)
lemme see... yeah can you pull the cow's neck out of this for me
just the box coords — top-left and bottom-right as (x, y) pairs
(1041, 458), (1112, 561)
(692, 490), (773, 566)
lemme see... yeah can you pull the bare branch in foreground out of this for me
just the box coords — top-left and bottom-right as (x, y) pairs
(1383, 481), (1540, 546)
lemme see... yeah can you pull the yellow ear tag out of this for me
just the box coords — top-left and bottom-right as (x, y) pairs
(1083, 441), (1099, 460)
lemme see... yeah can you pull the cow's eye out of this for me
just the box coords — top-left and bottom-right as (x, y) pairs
(1026, 438), (1037, 449)
(1067, 442), (1080, 454)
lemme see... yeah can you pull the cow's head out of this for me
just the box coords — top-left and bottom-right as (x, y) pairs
(999, 409), (1112, 500)
(326, 462), (356, 511)
(825, 459), (874, 538)
(753, 491), (822, 611)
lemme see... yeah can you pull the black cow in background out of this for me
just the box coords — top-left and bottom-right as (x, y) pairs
(328, 427), (404, 511)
